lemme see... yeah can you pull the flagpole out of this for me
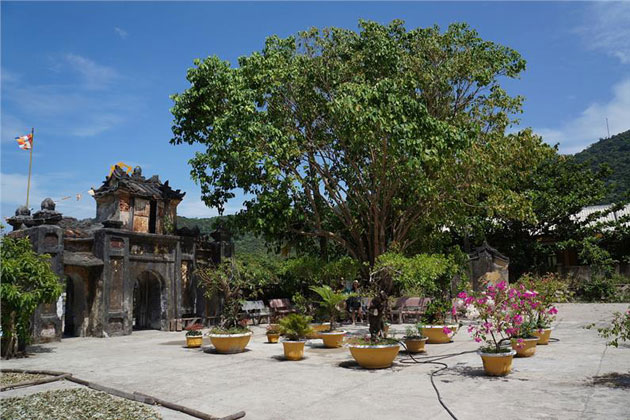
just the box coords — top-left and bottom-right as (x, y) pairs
(26, 127), (34, 208)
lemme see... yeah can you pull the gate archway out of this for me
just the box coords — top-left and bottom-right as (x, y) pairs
(133, 271), (164, 330)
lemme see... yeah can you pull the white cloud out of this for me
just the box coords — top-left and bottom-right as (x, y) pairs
(1, 171), (97, 221)
(577, 2), (630, 64)
(114, 27), (128, 40)
(3, 55), (140, 138)
(64, 53), (118, 90)
(537, 78), (630, 154)
(1, 114), (28, 143)
(177, 197), (245, 218)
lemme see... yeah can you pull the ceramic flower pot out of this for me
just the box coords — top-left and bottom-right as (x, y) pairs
(348, 343), (400, 369)
(404, 337), (428, 353)
(266, 333), (280, 343)
(511, 337), (538, 357)
(422, 325), (458, 344)
(307, 323), (331, 339)
(186, 335), (203, 348)
(282, 340), (306, 360)
(319, 331), (346, 348)
(208, 332), (252, 354)
(533, 328), (553, 345)
(479, 350), (516, 376)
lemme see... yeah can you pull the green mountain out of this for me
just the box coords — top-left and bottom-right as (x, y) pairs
(573, 129), (630, 204)
(177, 215), (269, 256)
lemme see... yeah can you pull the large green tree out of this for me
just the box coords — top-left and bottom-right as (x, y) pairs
(1, 233), (62, 359)
(171, 20), (549, 272)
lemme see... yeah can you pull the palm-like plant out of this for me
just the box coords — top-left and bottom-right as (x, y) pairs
(310, 285), (352, 331)
(278, 314), (314, 341)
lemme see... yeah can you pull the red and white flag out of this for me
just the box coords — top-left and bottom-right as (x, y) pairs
(16, 134), (33, 150)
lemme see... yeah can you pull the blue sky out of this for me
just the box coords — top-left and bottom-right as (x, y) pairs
(2, 2), (629, 222)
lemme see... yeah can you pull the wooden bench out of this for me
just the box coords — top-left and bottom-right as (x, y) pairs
(268, 298), (296, 321)
(240, 300), (272, 325)
(400, 297), (431, 323)
(390, 297), (431, 323)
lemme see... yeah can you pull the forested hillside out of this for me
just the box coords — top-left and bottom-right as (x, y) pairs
(573, 129), (630, 203)
(177, 215), (269, 255)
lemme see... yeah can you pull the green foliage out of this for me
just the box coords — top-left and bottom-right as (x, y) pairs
(517, 273), (572, 304)
(421, 299), (453, 325)
(310, 285), (351, 330)
(372, 251), (463, 297)
(171, 19), (547, 268)
(483, 150), (616, 280)
(278, 313), (313, 341)
(197, 260), (251, 330)
(1, 234), (62, 359)
(404, 323), (426, 339)
(346, 336), (400, 346)
(574, 275), (618, 302)
(595, 308), (630, 348)
(278, 255), (360, 299)
(573, 129), (630, 204)
(209, 325), (249, 334)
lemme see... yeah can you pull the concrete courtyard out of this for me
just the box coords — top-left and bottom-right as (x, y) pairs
(2, 303), (629, 420)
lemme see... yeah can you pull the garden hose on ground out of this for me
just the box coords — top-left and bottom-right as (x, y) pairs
(397, 341), (477, 420)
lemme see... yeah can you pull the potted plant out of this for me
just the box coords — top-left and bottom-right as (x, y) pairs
(507, 285), (540, 357)
(198, 261), (253, 354)
(266, 324), (281, 343)
(184, 323), (204, 348)
(421, 299), (458, 344)
(457, 282), (517, 376)
(278, 313), (314, 360)
(518, 274), (562, 345)
(310, 285), (350, 348)
(347, 290), (401, 369)
(403, 324), (428, 353)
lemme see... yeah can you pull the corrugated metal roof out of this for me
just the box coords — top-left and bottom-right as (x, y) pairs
(573, 204), (630, 227)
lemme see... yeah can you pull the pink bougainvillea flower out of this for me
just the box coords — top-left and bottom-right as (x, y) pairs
(549, 307), (558, 315)
(458, 291), (467, 299)
(442, 327), (453, 335)
(496, 281), (507, 291)
(474, 337), (482, 343)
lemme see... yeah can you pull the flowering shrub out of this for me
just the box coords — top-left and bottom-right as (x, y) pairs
(266, 324), (280, 334)
(596, 308), (630, 347)
(184, 323), (203, 337)
(456, 281), (559, 352)
(404, 324), (426, 340)
(517, 274), (561, 329)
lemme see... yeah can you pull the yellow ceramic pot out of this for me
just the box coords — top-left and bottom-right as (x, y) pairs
(479, 350), (516, 376)
(308, 323), (331, 339)
(422, 325), (458, 344)
(348, 344), (400, 369)
(208, 332), (252, 354)
(283, 340), (306, 360)
(186, 335), (203, 348)
(533, 328), (552, 345)
(267, 333), (280, 343)
(404, 337), (428, 353)
(320, 331), (346, 348)
(511, 337), (538, 357)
